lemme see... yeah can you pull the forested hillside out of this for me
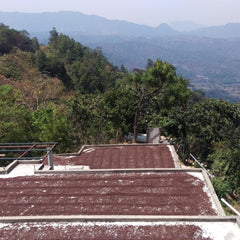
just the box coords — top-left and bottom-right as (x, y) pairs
(1, 11), (240, 102)
(84, 36), (240, 103)
(0, 24), (240, 208)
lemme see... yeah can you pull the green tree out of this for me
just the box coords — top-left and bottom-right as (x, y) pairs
(69, 48), (116, 93)
(0, 84), (31, 143)
(209, 142), (240, 197)
(0, 24), (39, 55)
(129, 60), (189, 143)
(31, 37), (40, 51)
(188, 89), (205, 105)
(169, 99), (240, 165)
(48, 27), (58, 48)
(35, 50), (47, 72)
(0, 50), (38, 80)
(68, 94), (113, 145)
(31, 105), (74, 153)
(146, 58), (154, 69)
(212, 177), (231, 199)
(102, 87), (136, 141)
(45, 55), (72, 87)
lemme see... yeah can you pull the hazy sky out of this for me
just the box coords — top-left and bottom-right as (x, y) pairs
(0, 0), (239, 26)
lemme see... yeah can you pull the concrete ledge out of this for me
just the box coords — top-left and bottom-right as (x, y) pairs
(0, 160), (18, 175)
(167, 145), (181, 168)
(35, 168), (203, 175)
(18, 160), (42, 164)
(83, 143), (168, 148)
(54, 145), (86, 156)
(237, 216), (240, 227)
(54, 143), (170, 157)
(202, 170), (225, 217)
(0, 160), (42, 175)
(0, 215), (238, 223)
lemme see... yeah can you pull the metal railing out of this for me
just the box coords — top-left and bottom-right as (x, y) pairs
(0, 142), (57, 162)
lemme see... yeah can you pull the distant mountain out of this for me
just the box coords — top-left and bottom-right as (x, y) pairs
(1, 11), (240, 101)
(0, 11), (178, 38)
(189, 23), (240, 38)
(84, 36), (240, 102)
(1, 11), (240, 40)
(170, 21), (206, 32)
(1, 11), (239, 39)
(155, 23), (178, 35)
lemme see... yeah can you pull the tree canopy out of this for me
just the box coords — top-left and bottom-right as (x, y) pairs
(127, 60), (189, 142)
(1, 26), (240, 203)
(0, 23), (39, 55)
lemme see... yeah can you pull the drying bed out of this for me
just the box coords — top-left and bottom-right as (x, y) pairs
(1, 220), (240, 240)
(0, 222), (211, 240)
(51, 145), (176, 168)
(0, 171), (217, 217)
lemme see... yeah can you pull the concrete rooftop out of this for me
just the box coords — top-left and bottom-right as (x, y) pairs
(0, 144), (239, 239)
(0, 218), (240, 240)
(0, 171), (218, 217)
(50, 144), (178, 169)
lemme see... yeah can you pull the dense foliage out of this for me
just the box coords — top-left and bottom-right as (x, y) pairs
(0, 26), (240, 204)
(0, 23), (39, 55)
(162, 98), (240, 199)
(0, 27), (134, 150)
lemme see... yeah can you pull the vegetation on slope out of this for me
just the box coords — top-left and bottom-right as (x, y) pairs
(0, 24), (240, 207)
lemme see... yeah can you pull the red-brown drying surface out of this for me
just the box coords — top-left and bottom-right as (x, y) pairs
(0, 172), (217, 217)
(52, 145), (175, 168)
(0, 222), (212, 240)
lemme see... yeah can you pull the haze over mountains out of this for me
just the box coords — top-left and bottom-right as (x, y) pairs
(1, 11), (240, 38)
(1, 11), (240, 102)
(169, 21), (206, 32)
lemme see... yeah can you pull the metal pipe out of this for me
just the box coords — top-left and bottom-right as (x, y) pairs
(0, 149), (53, 152)
(47, 147), (54, 170)
(221, 198), (240, 216)
(17, 144), (37, 160)
(0, 142), (57, 145)
(0, 142), (57, 162)
(42, 143), (57, 163)
(0, 145), (56, 149)
(190, 153), (215, 178)
(0, 157), (42, 160)
(0, 142), (57, 149)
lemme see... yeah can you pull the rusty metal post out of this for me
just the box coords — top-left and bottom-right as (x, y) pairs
(47, 148), (54, 170)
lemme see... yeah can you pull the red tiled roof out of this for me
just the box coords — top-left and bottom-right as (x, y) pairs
(0, 172), (217, 217)
(52, 145), (175, 168)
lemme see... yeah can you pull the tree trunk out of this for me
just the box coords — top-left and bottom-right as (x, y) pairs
(133, 110), (139, 143)
(133, 90), (145, 143)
